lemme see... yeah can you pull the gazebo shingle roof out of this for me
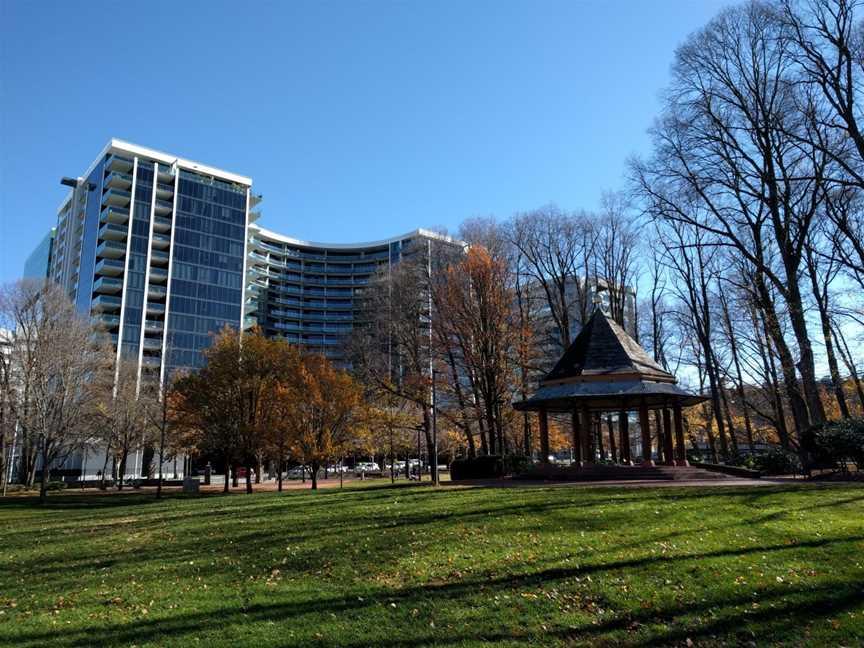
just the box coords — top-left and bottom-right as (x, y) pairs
(513, 307), (707, 412)
(544, 308), (674, 384)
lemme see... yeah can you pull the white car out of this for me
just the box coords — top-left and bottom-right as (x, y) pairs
(355, 462), (380, 473)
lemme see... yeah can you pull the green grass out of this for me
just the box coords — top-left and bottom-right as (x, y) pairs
(0, 482), (862, 647)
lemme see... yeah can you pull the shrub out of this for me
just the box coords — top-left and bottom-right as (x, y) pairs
(45, 481), (67, 491)
(804, 419), (864, 471)
(450, 455), (530, 480)
(753, 447), (803, 475)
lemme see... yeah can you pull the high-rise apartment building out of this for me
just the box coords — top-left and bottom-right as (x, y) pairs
(47, 139), (255, 385)
(245, 225), (455, 365)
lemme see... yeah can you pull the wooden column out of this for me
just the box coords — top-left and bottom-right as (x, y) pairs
(606, 414), (617, 464)
(673, 402), (689, 466)
(639, 402), (654, 466)
(581, 403), (594, 463)
(539, 409), (550, 463)
(619, 409), (632, 465)
(571, 409), (583, 466)
(662, 407), (675, 466)
(654, 410), (665, 464)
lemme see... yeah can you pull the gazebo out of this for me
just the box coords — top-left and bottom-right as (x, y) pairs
(514, 307), (707, 468)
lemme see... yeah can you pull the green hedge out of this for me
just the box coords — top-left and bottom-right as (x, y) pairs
(804, 419), (864, 471)
(450, 455), (531, 480)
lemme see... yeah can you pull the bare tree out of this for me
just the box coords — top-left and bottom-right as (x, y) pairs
(0, 281), (113, 501)
(632, 1), (830, 434)
(508, 206), (597, 353)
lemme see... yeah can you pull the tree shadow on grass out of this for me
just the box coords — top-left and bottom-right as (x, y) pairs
(5, 553), (861, 648)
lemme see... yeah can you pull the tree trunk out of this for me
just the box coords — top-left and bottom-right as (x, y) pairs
(38, 439), (50, 503)
(718, 384), (739, 457)
(277, 457), (283, 492)
(783, 271), (826, 425)
(117, 449), (128, 490)
(754, 275), (809, 439)
(245, 463), (252, 494)
(310, 461), (319, 490)
(805, 254), (850, 419)
(834, 322), (864, 413)
(223, 453), (230, 493)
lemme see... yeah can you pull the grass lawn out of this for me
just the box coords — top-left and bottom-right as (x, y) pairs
(0, 482), (862, 647)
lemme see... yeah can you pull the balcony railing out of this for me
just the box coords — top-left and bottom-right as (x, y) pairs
(95, 258), (125, 276)
(148, 285), (168, 300)
(96, 240), (126, 259)
(153, 199), (173, 215)
(100, 205), (129, 224)
(93, 277), (123, 294)
(98, 222), (127, 241)
(94, 314), (121, 329)
(102, 188), (132, 207)
(153, 216), (172, 232)
(92, 295), (122, 311)
(150, 249), (170, 265)
(103, 172), (133, 190)
(105, 154), (133, 173)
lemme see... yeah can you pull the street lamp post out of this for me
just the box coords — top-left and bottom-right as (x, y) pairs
(431, 369), (439, 486)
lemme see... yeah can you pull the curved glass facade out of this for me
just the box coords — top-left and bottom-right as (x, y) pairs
(244, 227), (446, 365)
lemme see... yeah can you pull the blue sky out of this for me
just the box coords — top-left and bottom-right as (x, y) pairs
(0, 0), (729, 284)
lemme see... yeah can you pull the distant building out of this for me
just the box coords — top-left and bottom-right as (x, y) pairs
(245, 226), (458, 365)
(22, 228), (55, 280)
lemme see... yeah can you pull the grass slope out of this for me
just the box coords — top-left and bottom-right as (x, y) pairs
(0, 483), (862, 647)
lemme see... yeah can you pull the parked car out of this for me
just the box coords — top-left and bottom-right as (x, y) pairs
(286, 466), (306, 479)
(355, 462), (380, 474)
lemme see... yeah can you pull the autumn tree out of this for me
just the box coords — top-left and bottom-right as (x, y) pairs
(280, 353), (363, 490)
(434, 246), (518, 455)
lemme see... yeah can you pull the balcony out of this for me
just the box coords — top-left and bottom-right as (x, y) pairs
(148, 285), (167, 300)
(100, 205), (129, 225)
(98, 222), (127, 242)
(151, 233), (171, 249)
(146, 302), (165, 315)
(94, 313), (121, 329)
(92, 295), (122, 312)
(141, 355), (161, 368)
(150, 249), (169, 265)
(156, 166), (174, 182)
(96, 240), (126, 259)
(93, 277), (123, 294)
(149, 267), (168, 283)
(155, 182), (174, 199)
(102, 188), (132, 208)
(95, 258), (125, 276)
(153, 215), (172, 233)
(144, 319), (164, 333)
(153, 199), (173, 215)
(142, 337), (163, 351)
(103, 172), (133, 190)
(105, 154), (133, 173)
